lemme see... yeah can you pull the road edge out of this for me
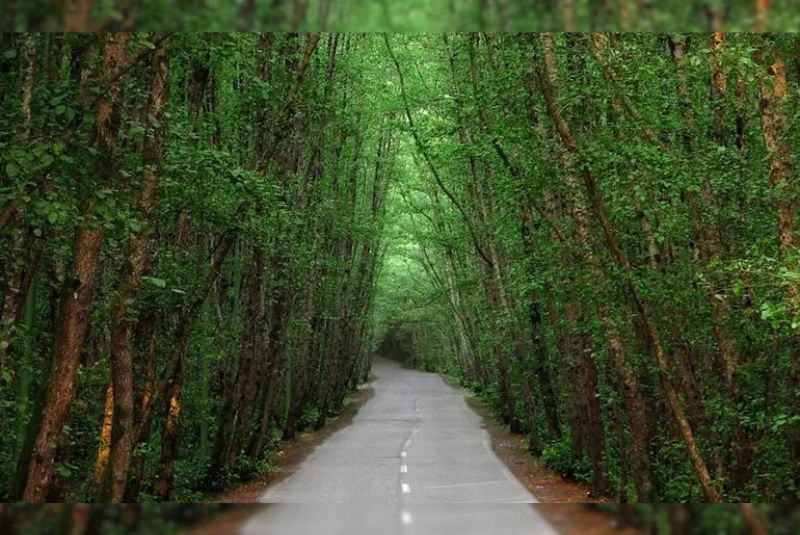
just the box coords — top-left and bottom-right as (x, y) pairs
(209, 382), (376, 503)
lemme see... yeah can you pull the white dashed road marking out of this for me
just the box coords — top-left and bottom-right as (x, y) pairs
(401, 511), (413, 525)
(401, 483), (411, 494)
(401, 451), (407, 458)
(400, 464), (408, 473)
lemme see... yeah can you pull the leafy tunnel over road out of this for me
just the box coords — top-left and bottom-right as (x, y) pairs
(0, 33), (799, 511)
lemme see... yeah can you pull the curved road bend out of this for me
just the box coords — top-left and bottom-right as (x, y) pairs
(241, 358), (557, 535)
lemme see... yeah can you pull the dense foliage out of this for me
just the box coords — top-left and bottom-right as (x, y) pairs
(0, 504), (239, 535)
(2, 32), (798, 506)
(375, 33), (800, 503)
(2, 1), (800, 32)
(600, 503), (798, 534)
(0, 33), (390, 502)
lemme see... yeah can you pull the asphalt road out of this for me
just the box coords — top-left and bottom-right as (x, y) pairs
(241, 358), (556, 534)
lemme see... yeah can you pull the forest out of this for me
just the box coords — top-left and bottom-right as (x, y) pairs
(1, 1), (799, 32)
(1, 32), (389, 503)
(0, 31), (799, 508)
(375, 32), (800, 504)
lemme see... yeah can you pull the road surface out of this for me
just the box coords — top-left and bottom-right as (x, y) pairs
(241, 358), (557, 534)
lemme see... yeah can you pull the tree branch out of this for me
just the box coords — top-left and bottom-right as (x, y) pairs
(383, 34), (493, 268)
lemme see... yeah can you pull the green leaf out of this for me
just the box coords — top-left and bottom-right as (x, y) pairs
(129, 219), (142, 233)
(5, 162), (19, 177)
(54, 463), (72, 478)
(144, 276), (167, 288)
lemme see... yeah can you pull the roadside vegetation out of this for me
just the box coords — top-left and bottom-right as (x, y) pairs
(374, 33), (800, 503)
(2, 0), (799, 32)
(2, 32), (798, 505)
(0, 33), (389, 502)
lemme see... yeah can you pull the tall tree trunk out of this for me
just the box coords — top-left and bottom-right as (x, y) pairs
(122, 306), (158, 502)
(93, 385), (114, 484)
(154, 359), (183, 501)
(537, 32), (721, 503)
(739, 504), (769, 535)
(229, 246), (267, 456)
(63, 0), (94, 31)
(249, 273), (291, 458)
(103, 43), (169, 502)
(290, 0), (309, 30)
(21, 34), (130, 502)
(128, 227), (238, 488)
(211, 245), (265, 476)
(523, 33), (651, 499)
(757, 43), (800, 477)
(427, 35), (512, 423)
(521, 208), (562, 441)
(559, 0), (577, 30)
(318, 0), (334, 29)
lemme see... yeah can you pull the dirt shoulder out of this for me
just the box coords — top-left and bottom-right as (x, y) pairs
(460, 384), (639, 535)
(192, 374), (638, 535)
(462, 392), (604, 504)
(211, 383), (375, 503)
(186, 385), (375, 534)
(181, 505), (263, 535)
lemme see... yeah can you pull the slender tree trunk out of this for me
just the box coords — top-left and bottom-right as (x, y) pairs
(93, 385), (114, 484)
(667, 504), (689, 535)
(739, 504), (769, 535)
(63, 0), (94, 31)
(318, 0), (334, 29)
(521, 208), (562, 441)
(154, 359), (183, 501)
(128, 228), (238, 481)
(211, 245), (264, 476)
(758, 44), (800, 477)
(23, 225), (106, 501)
(103, 43), (169, 502)
(123, 308), (158, 502)
(607, 322), (655, 501)
(559, 0), (577, 30)
(537, 32), (721, 503)
(238, 0), (258, 30)
(434, 35), (514, 423)
(290, 0), (309, 30)
(754, 0), (769, 30)
(229, 246), (267, 455)
(249, 252), (292, 458)
(22, 34), (130, 500)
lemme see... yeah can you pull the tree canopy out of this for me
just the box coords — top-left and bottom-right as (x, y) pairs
(1, 32), (799, 507)
(2, 1), (800, 32)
